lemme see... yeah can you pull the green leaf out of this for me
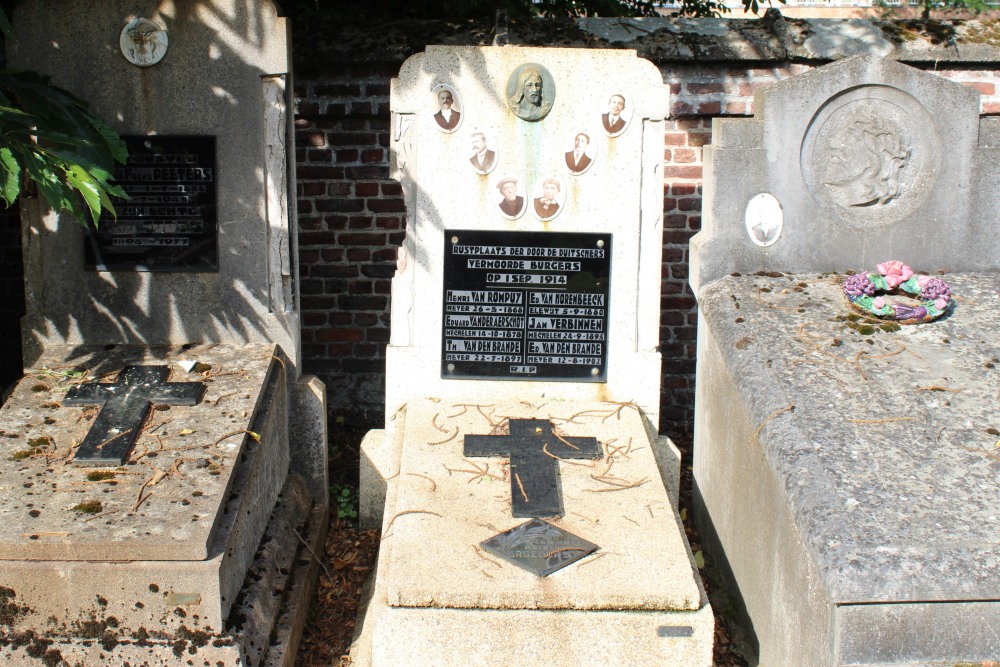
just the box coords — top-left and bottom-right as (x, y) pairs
(694, 550), (705, 569)
(0, 147), (21, 206)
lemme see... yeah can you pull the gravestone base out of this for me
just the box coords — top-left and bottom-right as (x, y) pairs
(0, 344), (327, 666)
(694, 273), (1000, 665)
(354, 399), (712, 666)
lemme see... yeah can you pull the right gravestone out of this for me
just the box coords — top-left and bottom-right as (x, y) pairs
(691, 55), (1000, 664)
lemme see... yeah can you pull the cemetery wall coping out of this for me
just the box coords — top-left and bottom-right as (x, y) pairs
(293, 15), (1000, 69)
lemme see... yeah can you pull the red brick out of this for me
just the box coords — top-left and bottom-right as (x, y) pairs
(671, 184), (697, 196)
(355, 182), (379, 196)
(367, 198), (406, 213)
(964, 81), (995, 95)
(686, 82), (725, 94)
(673, 148), (697, 164)
(687, 131), (712, 147)
(663, 166), (702, 179)
(664, 132), (686, 146)
(697, 101), (721, 114)
(984, 102), (1000, 115)
(678, 198), (701, 212)
(724, 101), (749, 115)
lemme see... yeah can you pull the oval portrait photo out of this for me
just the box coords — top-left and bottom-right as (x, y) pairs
(565, 130), (596, 175)
(532, 175), (565, 221)
(496, 176), (527, 220)
(431, 83), (462, 133)
(469, 129), (498, 175)
(600, 90), (632, 138)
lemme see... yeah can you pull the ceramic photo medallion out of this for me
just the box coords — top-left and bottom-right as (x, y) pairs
(601, 90), (631, 137)
(745, 192), (783, 247)
(432, 83), (463, 133)
(469, 129), (498, 175)
(564, 130), (596, 175)
(532, 175), (565, 222)
(496, 176), (527, 220)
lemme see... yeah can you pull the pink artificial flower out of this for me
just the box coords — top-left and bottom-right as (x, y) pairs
(934, 298), (948, 310)
(916, 275), (931, 288)
(873, 296), (885, 310)
(876, 260), (913, 289)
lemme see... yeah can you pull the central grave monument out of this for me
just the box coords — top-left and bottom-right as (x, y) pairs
(354, 46), (712, 665)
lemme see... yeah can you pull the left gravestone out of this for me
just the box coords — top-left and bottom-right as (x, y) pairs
(0, 2), (328, 665)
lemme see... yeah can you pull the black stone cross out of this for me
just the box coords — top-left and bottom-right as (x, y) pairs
(63, 365), (206, 465)
(464, 419), (603, 518)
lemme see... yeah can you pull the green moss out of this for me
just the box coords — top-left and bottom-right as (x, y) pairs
(27, 436), (51, 448)
(878, 322), (901, 333)
(85, 471), (116, 482)
(72, 501), (102, 515)
(12, 448), (43, 461)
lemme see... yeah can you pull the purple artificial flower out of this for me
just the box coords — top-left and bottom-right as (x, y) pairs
(843, 273), (875, 298)
(893, 303), (928, 320)
(920, 278), (951, 304)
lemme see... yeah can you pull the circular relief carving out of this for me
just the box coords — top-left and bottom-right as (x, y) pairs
(506, 64), (555, 122)
(120, 17), (169, 67)
(800, 86), (940, 226)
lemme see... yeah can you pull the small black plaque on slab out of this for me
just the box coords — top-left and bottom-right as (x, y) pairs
(442, 230), (612, 382)
(481, 518), (599, 577)
(86, 135), (217, 272)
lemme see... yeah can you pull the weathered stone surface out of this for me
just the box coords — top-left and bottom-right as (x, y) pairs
(0, 474), (319, 667)
(379, 399), (702, 612)
(0, 344), (289, 633)
(694, 272), (1000, 663)
(354, 398), (712, 665)
(292, 15), (1000, 69)
(692, 55), (990, 295)
(8, 0), (300, 371)
(0, 344), (277, 562)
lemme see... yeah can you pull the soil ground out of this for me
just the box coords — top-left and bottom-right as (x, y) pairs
(295, 422), (757, 667)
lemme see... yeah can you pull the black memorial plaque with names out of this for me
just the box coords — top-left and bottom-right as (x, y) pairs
(442, 230), (612, 382)
(87, 135), (217, 272)
(63, 366), (205, 465)
(480, 518), (599, 577)
(464, 419), (603, 518)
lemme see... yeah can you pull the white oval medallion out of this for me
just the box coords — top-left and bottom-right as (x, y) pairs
(745, 193), (783, 247)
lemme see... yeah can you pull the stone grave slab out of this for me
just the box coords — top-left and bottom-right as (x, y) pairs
(353, 398), (712, 664)
(0, 343), (288, 635)
(691, 54), (1000, 664)
(695, 272), (1000, 664)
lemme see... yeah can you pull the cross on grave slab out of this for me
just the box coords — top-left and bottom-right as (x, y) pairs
(464, 419), (603, 518)
(63, 365), (206, 465)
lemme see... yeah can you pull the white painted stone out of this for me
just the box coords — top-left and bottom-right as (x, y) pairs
(386, 46), (669, 426)
(354, 398), (712, 665)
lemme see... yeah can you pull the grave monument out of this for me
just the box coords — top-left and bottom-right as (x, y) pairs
(0, 1), (327, 664)
(692, 54), (1000, 664)
(354, 46), (713, 665)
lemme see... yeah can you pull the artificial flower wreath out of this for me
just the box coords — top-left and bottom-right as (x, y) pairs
(842, 261), (951, 324)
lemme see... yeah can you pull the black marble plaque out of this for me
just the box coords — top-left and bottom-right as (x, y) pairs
(481, 519), (599, 577)
(464, 419), (603, 518)
(442, 230), (612, 381)
(86, 135), (217, 271)
(63, 366), (205, 465)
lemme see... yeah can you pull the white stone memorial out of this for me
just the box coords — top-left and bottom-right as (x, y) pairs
(355, 46), (712, 665)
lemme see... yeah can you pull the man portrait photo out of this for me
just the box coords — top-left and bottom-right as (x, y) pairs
(534, 177), (562, 220)
(507, 66), (553, 122)
(565, 132), (593, 174)
(433, 87), (461, 132)
(497, 177), (525, 218)
(469, 131), (496, 174)
(602, 93), (627, 136)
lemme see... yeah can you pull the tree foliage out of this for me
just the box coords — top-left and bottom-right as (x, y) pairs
(0, 7), (127, 227)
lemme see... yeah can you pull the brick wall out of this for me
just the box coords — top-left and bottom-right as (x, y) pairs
(294, 66), (403, 425)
